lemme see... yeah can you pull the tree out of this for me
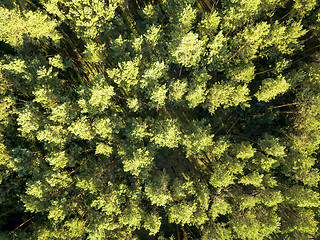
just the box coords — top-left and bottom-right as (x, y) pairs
(1, 0), (320, 239)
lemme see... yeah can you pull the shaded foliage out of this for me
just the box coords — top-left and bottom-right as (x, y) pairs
(1, 0), (320, 239)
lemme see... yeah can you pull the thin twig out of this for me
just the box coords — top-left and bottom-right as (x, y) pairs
(13, 216), (34, 232)
(80, 149), (94, 153)
(301, 44), (320, 54)
(248, 113), (265, 117)
(224, 29), (232, 38)
(280, 111), (296, 114)
(226, 118), (240, 135)
(26, 0), (37, 8)
(181, 226), (188, 240)
(186, 225), (197, 239)
(229, 41), (250, 60)
(255, 68), (273, 76)
(179, 64), (183, 78)
(135, 0), (141, 9)
(303, 35), (314, 43)
(278, 11), (290, 21)
(0, 207), (18, 218)
(268, 102), (298, 109)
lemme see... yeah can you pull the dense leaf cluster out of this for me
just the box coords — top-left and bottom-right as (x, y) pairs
(1, 0), (320, 239)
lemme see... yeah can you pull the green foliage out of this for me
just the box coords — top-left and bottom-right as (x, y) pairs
(149, 84), (167, 109)
(210, 197), (231, 220)
(210, 163), (236, 188)
(107, 57), (141, 90)
(0, 7), (61, 49)
(144, 25), (162, 48)
(227, 63), (255, 83)
(182, 120), (214, 157)
(201, 223), (233, 240)
(17, 104), (41, 139)
(259, 133), (286, 157)
(206, 31), (229, 71)
(259, 190), (283, 207)
(68, 116), (95, 140)
(238, 172), (264, 187)
(1, 0), (320, 239)
(207, 82), (250, 113)
(145, 171), (172, 206)
(122, 147), (154, 176)
(169, 79), (188, 102)
(235, 141), (256, 159)
(88, 78), (115, 111)
(186, 83), (207, 108)
(199, 12), (221, 37)
(152, 118), (182, 148)
(48, 55), (68, 70)
(168, 201), (197, 225)
(46, 151), (74, 169)
(231, 209), (281, 239)
(83, 42), (106, 63)
(171, 32), (205, 67)
(285, 186), (320, 208)
(255, 75), (290, 102)
(292, 0), (318, 17)
(143, 211), (162, 235)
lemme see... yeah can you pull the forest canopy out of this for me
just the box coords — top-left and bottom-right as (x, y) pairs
(1, 0), (320, 239)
